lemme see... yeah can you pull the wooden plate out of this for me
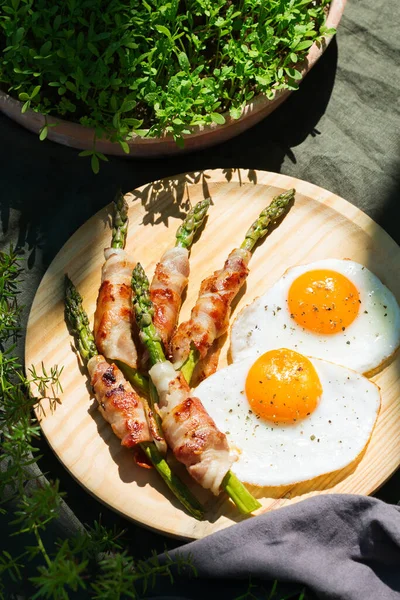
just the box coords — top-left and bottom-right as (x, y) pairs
(25, 169), (400, 540)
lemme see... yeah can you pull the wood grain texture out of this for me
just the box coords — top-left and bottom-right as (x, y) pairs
(25, 169), (400, 540)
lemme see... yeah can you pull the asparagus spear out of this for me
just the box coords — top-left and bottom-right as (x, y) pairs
(175, 198), (211, 249)
(180, 189), (295, 385)
(111, 190), (129, 250)
(143, 198), (211, 441)
(111, 196), (210, 391)
(108, 192), (161, 446)
(240, 189), (294, 252)
(64, 275), (204, 521)
(132, 263), (261, 515)
(109, 195), (212, 446)
(107, 191), (151, 395)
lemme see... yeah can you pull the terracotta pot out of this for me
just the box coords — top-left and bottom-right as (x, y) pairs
(0, 0), (346, 158)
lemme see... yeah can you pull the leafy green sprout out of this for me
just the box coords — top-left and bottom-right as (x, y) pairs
(0, 0), (335, 172)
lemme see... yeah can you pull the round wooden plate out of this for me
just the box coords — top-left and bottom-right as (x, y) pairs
(25, 169), (400, 540)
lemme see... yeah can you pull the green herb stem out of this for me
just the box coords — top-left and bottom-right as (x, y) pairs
(33, 525), (52, 569)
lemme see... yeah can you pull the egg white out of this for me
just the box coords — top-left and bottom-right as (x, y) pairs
(230, 259), (400, 375)
(195, 355), (381, 486)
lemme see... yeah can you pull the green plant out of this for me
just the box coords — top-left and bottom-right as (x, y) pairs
(0, 0), (334, 170)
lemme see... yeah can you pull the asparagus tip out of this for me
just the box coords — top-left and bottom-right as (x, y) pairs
(112, 190), (129, 249)
(241, 188), (295, 252)
(175, 197), (211, 249)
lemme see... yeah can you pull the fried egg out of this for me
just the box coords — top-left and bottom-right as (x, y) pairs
(196, 348), (381, 486)
(230, 259), (400, 375)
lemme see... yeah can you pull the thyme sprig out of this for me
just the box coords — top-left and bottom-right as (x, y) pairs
(0, 245), (23, 343)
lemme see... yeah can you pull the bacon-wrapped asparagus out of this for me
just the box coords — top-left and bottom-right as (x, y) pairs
(131, 263), (261, 514)
(171, 190), (295, 384)
(93, 192), (147, 394)
(65, 275), (204, 520)
(143, 198), (210, 448)
(92, 192), (167, 452)
(150, 198), (210, 352)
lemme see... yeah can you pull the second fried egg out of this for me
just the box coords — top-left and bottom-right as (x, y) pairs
(196, 349), (381, 486)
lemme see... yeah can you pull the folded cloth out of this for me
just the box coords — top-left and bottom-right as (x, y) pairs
(149, 494), (400, 600)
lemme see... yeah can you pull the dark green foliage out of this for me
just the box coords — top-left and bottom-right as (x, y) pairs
(0, 0), (334, 160)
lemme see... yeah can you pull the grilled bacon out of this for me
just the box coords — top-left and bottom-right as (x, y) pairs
(93, 248), (138, 369)
(170, 247), (251, 368)
(150, 246), (190, 350)
(88, 355), (152, 448)
(149, 361), (235, 494)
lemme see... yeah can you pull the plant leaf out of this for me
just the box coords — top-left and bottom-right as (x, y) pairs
(16, 27), (24, 43)
(31, 85), (41, 99)
(285, 67), (303, 80)
(39, 126), (48, 141)
(119, 141), (130, 154)
(88, 42), (99, 57)
(120, 100), (136, 113)
(294, 40), (314, 52)
(210, 112), (225, 125)
(91, 154), (100, 174)
(229, 106), (242, 120)
(155, 25), (172, 40)
(178, 51), (190, 71)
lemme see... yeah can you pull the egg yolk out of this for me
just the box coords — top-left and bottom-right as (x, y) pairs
(288, 269), (360, 334)
(245, 349), (322, 423)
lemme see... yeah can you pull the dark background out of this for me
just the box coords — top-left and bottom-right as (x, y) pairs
(1, 0), (399, 589)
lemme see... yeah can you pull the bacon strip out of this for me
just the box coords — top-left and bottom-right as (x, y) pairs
(191, 338), (223, 387)
(170, 248), (251, 368)
(93, 248), (138, 369)
(150, 361), (235, 495)
(150, 247), (190, 350)
(88, 355), (152, 448)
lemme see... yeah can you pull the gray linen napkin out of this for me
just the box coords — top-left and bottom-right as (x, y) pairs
(149, 494), (400, 600)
